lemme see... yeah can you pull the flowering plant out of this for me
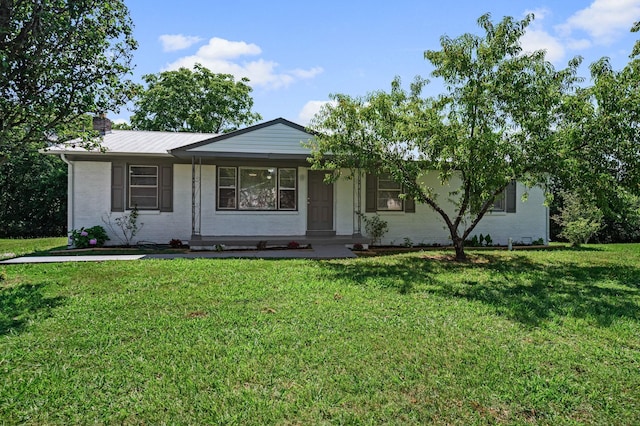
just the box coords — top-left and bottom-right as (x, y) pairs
(70, 226), (109, 248)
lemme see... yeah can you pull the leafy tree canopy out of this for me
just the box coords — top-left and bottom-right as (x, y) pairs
(0, 0), (138, 161)
(130, 64), (262, 133)
(309, 13), (585, 260)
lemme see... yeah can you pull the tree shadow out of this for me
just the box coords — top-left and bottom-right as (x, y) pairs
(321, 254), (640, 328)
(0, 283), (66, 335)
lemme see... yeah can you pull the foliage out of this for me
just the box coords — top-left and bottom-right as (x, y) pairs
(0, 150), (66, 237)
(309, 14), (581, 260)
(131, 64), (262, 133)
(70, 226), (109, 249)
(287, 241), (300, 249)
(553, 23), (640, 228)
(102, 207), (143, 247)
(359, 213), (389, 245)
(1, 246), (640, 423)
(552, 192), (603, 247)
(169, 239), (184, 248)
(0, 0), (138, 161)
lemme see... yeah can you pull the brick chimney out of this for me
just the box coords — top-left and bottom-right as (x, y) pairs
(93, 114), (112, 135)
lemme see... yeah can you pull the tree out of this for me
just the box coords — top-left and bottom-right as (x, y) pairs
(309, 14), (580, 260)
(0, 149), (67, 237)
(0, 0), (138, 161)
(0, 114), (99, 237)
(552, 191), (603, 247)
(130, 64), (262, 133)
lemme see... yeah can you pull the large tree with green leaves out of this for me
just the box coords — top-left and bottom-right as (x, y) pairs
(309, 14), (581, 260)
(0, 0), (138, 161)
(130, 64), (262, 133)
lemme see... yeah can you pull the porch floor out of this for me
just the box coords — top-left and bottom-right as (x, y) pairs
(189, 234), (367, 250)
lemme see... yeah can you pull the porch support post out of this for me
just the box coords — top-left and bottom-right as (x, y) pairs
(191, 156), (202, 237)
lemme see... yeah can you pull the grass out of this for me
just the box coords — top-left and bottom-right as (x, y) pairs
(0, 243), (639, 424)
(0, 237), (67, 260)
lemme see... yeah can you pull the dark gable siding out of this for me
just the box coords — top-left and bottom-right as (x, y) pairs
(111, 163), (125, 212)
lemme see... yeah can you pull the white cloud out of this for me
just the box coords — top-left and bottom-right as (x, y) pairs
(164, 37), (323, 90)
(557, 0), (640, 45)
(159, 34), (203, 52)
(298, 100), (336, 125)
(521, 28), (566, 63)
(521, 9), (566, 63)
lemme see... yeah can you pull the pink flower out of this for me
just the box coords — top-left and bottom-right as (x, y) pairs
(89, 239), (97, 245)
(80, 231), (88, 237)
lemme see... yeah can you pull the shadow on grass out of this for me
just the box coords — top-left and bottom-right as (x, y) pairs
(322, 254), (640, 327)
(0, 283), (66, 335)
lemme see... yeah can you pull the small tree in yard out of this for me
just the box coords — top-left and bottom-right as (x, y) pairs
(553, 192), (603, 247)
(308, 13), (580, 261)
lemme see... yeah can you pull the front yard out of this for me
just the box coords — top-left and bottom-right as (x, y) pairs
(1, 243), (639, 424)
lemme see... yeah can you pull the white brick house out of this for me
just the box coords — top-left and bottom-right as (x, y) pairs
(45, 117), (550, 247)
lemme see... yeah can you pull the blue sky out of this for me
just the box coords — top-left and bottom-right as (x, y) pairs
(115, 0), (640, 126)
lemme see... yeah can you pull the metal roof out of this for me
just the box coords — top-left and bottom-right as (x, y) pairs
(45, 130), (218, 156)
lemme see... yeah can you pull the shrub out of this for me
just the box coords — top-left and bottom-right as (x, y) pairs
(552, 192), (603, 247)
(358, 213), (389, 245)
(102, 206), (144, 247)
(352, 243), (364, 251)
(70, 226), (109, 248)
(287, 241), (300, 249)
(169, 239), (183, 248)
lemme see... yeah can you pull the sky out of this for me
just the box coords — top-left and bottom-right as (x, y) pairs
(114, 0), (640, 126)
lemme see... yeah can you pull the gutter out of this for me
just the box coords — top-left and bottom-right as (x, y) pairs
(60, 154), (74, 233)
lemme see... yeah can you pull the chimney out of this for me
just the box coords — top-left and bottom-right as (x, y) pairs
(93, 114), (112, 135)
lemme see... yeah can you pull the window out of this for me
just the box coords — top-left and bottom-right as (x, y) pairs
(218, 167), (237, 209)
(129, 165), (158, 209)
(492, 191), (506, 212)
(366, 173), (415, 213)
(491, 181), (517, 213)
(377, 173), (403, 211)
(217, 166), (297, 211)
(279, 169), (296, 210)
(111, 163), (172, 212)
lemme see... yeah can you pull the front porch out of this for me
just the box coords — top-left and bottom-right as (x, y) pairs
(189, 234), (367, 251)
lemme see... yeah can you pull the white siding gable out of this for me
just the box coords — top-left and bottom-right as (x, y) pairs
(187, 123), (313, 155)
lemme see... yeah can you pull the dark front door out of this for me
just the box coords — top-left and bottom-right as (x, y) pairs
(307, 170), (334, 234)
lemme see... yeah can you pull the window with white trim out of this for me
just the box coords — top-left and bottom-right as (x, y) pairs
(129, 165), (158, 209)
(377, 173), (403, 211)
(217, 166), (297, 211)
(218, 167), (237, 209)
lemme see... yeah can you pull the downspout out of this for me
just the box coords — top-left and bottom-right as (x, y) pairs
(60, 154), (74, 236)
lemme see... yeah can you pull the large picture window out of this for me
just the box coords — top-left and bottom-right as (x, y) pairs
(129, 165), (158, 209)
(217, 166), (297, 211)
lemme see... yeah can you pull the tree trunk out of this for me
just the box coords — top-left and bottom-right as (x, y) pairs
(452, 236), (467, 261)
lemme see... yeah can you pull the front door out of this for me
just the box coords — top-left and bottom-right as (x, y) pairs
(307, 170), (334, 234)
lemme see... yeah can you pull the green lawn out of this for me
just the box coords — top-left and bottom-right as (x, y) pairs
(1, 244), (639, 424)
(0, 237), (67, 260)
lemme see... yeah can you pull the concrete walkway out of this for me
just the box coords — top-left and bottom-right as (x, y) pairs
(0, 244), (356, 264)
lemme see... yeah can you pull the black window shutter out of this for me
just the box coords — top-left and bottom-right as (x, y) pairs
(365, 173), (377, 212)
(405, 196), (415, 213)
(160, 165), (173, 212)
(111, 163), (125, 212)
(506, 180), (517, 213)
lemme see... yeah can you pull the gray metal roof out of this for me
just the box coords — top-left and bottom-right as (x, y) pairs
(45, 130), (217, 156)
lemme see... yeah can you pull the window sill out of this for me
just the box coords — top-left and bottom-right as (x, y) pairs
(215, 210), (299, 215)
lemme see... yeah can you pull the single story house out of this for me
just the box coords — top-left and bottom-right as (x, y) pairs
(45, 117), (550, 248)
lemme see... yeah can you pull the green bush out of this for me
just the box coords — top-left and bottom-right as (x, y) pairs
(70, 226), (109, 248)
